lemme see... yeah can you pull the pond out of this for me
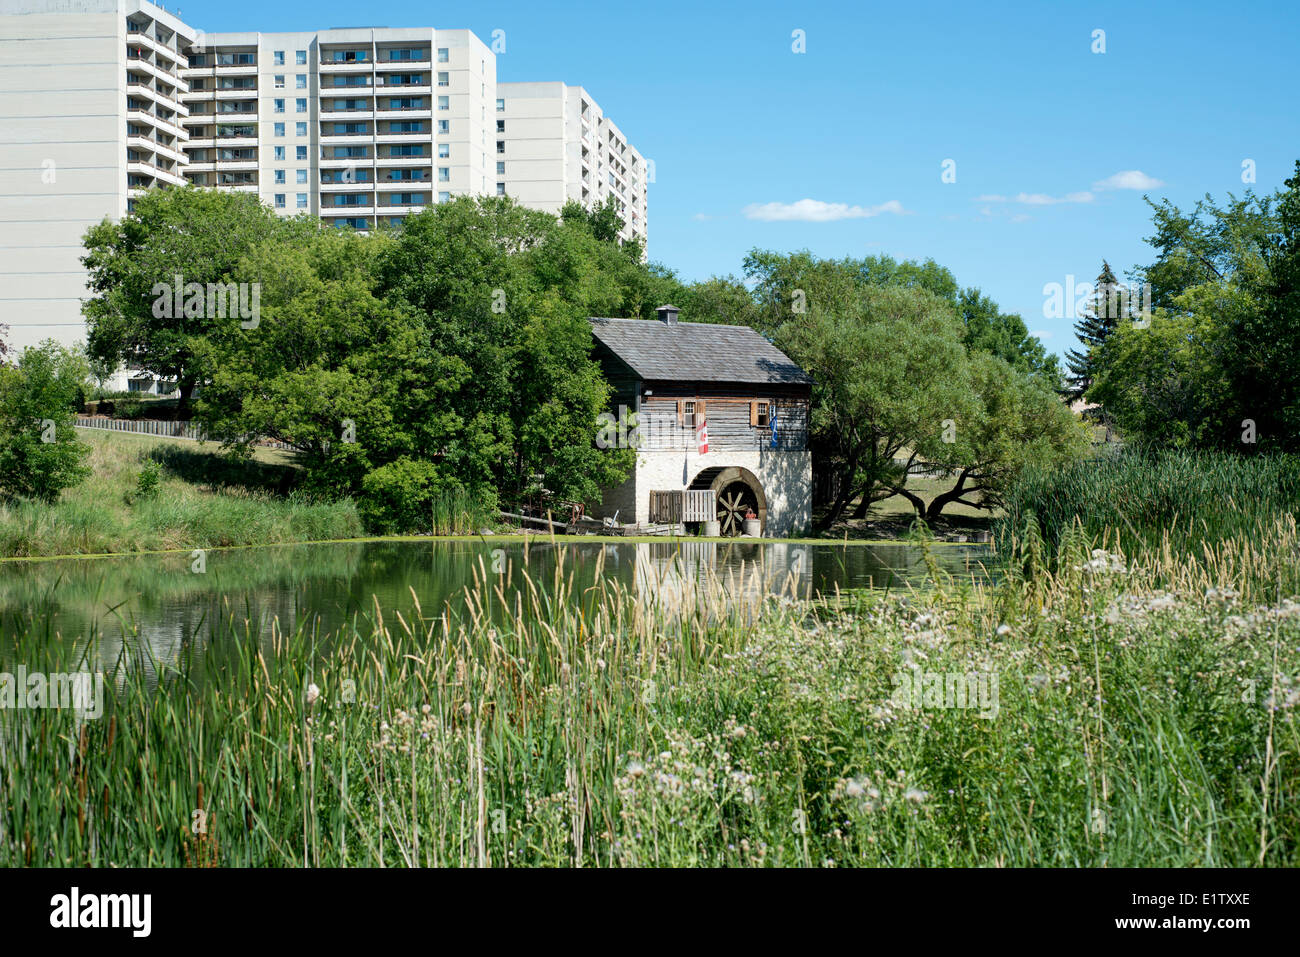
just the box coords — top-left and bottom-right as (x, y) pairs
(0, 538), (992, 691)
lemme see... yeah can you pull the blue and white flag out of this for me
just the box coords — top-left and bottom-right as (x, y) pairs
(770, 402), (779, 448)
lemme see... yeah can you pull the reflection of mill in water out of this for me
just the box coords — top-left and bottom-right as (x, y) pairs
(633, 541), (812, 616)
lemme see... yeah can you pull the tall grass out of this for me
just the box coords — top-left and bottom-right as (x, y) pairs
(429, 486), (496, 537)
(3, 518), (1297, 867)
(999, 446), (1300, 558)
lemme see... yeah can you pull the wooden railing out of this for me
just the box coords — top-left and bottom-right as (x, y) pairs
(649, 489), (715, 524)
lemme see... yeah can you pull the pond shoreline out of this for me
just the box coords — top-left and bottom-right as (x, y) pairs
(0, 531), (990, 565)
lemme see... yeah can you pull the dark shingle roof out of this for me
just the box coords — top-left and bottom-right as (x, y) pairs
(589, 317), (812, 385)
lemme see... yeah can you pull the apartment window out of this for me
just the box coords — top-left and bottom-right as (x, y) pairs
(296, 50), (306, 65)
(296, 74), (307, 89)
(274, 51), (285, 65)
(496, 98), (505, 112)
(437, 96), (449, 111)
(296, 122), (307, 136)
(274, 169), (285, 184)
(496, 161), (505, 175)
(274, 193), (285, 208)
(437, 72), (449, 87)
(296, 98), (307, 113)
(496, 182), (505, 196)
(496, 140), (505, 154)
(496, 119), (505, 133)
(438, 191), (450, 202)
(296, 169), (307, 184)
(274, 99), (285, 113)
(296, 193), (308, 209)
(437, 48), (448, 63)
(274, 146), (285, 161)
(274, 122), (285, 137)
(274, 75), (285, 89)
(437, 119), (449, 134)
(438, 167), (449, 182)
(438, 143), (449, 158)
(296, 145), (307, 161)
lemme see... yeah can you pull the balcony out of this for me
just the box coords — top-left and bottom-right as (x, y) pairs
(127, 28), (186, 68)
(126, 160), (186, 187)
(320, 155), (370, 169)
(375, 153), (430, 167)
(320, 179), (375, 192)
(127, 135), (186, 165)
(319, 59), (373, 74)
(127, 83), (190, 117)
(320, 200), (375, 213)
(127, 56), (189, 94)
(127, 110), (188, 141)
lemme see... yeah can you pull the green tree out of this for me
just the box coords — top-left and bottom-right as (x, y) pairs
(1063, 261), (1122, 407)
(378, 197), (636, 503)
(892, 352), (1089, 520)
(958, 288), (1062, 390)
(81, 186), (297, 403)
(0, 341), (90, 502)
(1094, 168), (1299, 452)
(776, 282), (975, 528)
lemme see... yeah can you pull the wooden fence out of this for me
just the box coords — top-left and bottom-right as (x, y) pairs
(75, 416), (295, 450)
(648, 489), (715, 524)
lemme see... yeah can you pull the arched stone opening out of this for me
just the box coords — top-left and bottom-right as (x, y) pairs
(690, 465), (767, 536)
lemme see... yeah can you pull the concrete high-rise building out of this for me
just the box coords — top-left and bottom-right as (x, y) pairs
(0, 1), (648, 364)
(182, 27), (496, 230)
(0, 0), (199, 355)
(497, 82), (648, 246)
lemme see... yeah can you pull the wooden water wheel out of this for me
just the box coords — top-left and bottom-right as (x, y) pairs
(716, 482), (758, 536)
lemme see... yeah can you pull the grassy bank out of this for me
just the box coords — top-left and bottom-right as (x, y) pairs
(3, 509), (1297, 866)
(0, 430), (363, 558)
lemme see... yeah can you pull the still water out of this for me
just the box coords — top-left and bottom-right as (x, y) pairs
(0, 539), (992, 682)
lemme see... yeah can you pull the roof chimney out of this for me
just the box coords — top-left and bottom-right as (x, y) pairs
(656, 304), (680, 325)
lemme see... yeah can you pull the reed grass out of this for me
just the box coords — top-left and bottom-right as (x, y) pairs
(3, 514), (1297, 867)
(999, 446), (1300, 558)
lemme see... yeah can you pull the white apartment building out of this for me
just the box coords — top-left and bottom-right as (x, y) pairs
(0, 0), (198, 357)
(497, 82), (648, 246)
(182, 27), (496, 229)
(0, 0), (648, 367)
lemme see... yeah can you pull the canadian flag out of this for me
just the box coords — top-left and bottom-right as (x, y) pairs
(695, 410), (709, 454)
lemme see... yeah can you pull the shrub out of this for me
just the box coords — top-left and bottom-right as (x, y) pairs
(359, 457), (494, 535)
(133, 461), (162, 500)
(0, 341), (90, 503)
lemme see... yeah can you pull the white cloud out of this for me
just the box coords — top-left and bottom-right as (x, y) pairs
(1030, 329), (1053, 340)
(741, 198), (908, 222)
(975, 191), (1094, 206)
(1014, 191), (1094, 205)
(691, 212), (712, 221)
(1093, 170), (1164, 191)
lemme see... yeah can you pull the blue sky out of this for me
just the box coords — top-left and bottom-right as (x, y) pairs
(181, 0), (1300, 355)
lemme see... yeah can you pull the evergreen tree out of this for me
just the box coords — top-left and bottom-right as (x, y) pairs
(1063, 261), (1123, 407)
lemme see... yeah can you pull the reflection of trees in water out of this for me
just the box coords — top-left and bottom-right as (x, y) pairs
(3, 540), (993, 696)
